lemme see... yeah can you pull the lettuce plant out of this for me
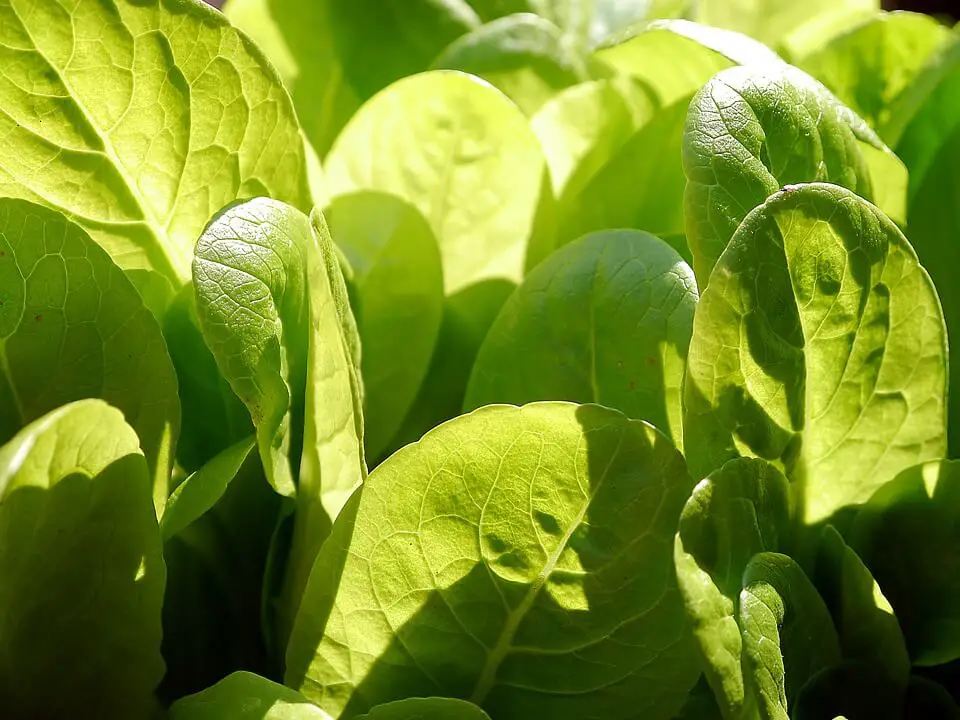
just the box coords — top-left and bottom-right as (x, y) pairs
(2, 1), (960, 719)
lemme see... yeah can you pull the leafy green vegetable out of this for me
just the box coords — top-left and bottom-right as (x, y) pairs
(851, 460), (960, 666)
(325, 192), (444, 462)
(286, 402), (699, 719)
(170, 671), (333, 720)
(0, 0), (309, 287)
(465, 230), (697, 447)
(738, 552), (841, 718)
(0, 197), (179, 511)
(682, 64), (899, 285)
(432, 14), (587, 115)
(0, 399), (165, 717)
(796, 12), (950, 136)
(356, 697), (494, 720)
(674, 457), (792, 716)
(683, 183), (947, 524)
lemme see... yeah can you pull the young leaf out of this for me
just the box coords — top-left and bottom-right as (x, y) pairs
(674, 457), (792, 717)
(161, 436), (257, 542)
(796, 11), (950, 136)
(0, 0), (309, 285)
(170, 671), (333, 720)
(465, 230), (697, 448)
(0, 198), (179, 512)
(739, 553), (842, 719)
(286, 402), (700, 720)
(0, 399), (165, 717)
(325, 192), (444, 463)
(851, 460), (960, 666)
(683, 184), (947, 525)
(683, 64), (898, 286)
(432, 14), (588, 115)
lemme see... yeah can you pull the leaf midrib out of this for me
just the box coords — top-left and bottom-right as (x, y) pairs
(468, 423), (625, 704)
(10, 2), (185, 282)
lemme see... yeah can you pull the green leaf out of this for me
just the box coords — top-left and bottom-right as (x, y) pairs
(905, 676), (960, 719)
(286, 402), (699, 720)
(683, 64), (895, 286)
(356, 697), (493, 720)
(465, 230), (697, 448)
(0, 0), (309, 285)
(0, 399), (165, 717)
(531, 78), (653, 205)
(594, 20), (786, 109)
(170, 671), (333, 720)
(327, 0), (481, 99)
(226, 0), (362, 159)
(161, 436), (257, 542)
(432, 14), (588, 115)
(796, 12), (950, 136)
(739, 553), (841, 719)
(0, 198), (179, 513)
(162, 283), (253, 473)
(792, 662), (904, 720)
(326, 192), (444, 463)
(886, 32), (960, 456)
(193, 198), (366, 639)
(851, 460), (960, 666)
(694, 0), (878, 57)
(325, 70), (551, 440)
(674, 457), (792, 717)
(683, 184), (947, 525)
(810, 525), (910, 686)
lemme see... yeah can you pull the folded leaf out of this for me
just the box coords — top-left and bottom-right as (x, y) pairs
(0, 198), (179, 512)
(739, 553), (841, 719)
(465, 230), (697, 448)
(674, 457), (791, 717)
(0, 0), (308, 285)
(683, 184), (947, 524)
(0, 399), (165, 717)
(683, 65), (896, 285)
(286, 402), (699, 720)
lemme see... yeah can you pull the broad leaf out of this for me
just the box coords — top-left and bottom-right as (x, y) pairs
(739, 553), (841, 719)
(286, 402), (699, 720)
(193, 198), (366, 639)
(0, 399), (165, 717)
(0, 198), (179, 511)
(851, 460), (960, 666)
(683, 184), (947, 524)
(674, 457), (791, 717)
(810, 525), (910, 686)
(792, 662), (904, 720)
(326, 192), (444, 463)
(325, 70), (551, 442)
(170, 671), (333, 720)
(683, 64), (900, 286)
(465, 230), (697, 448)
(797, 11), (950, 137)
(904, 676), (960, 719)
(432, 14), (588, 115)
(0, 0), (309, 285)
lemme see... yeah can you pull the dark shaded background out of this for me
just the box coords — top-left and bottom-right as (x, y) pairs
(886, 0), (959, 20)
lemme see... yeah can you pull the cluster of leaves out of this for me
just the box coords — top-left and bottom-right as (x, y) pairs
(4, 0), (960, 718)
